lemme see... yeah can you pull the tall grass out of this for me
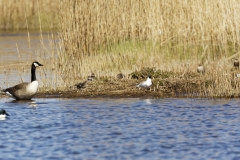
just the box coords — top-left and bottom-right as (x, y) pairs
(59, 0), (240, 56)
(58, 0), (240, 75)
(2, 0), (240, 97)
(0, 0), (58, 30)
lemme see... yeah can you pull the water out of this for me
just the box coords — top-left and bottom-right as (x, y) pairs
(0, 31), (57, 88)
(0, 31), (55, 63)
(0, 98), (240, 160)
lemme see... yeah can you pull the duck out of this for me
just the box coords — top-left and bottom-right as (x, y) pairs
(137, 76), (152, 88)
(197, 64), (205, 74)
(0, 109), (9, 118)
(1, 61), (43, 100)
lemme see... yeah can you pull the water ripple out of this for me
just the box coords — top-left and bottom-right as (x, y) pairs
(0, 98), (240, 159)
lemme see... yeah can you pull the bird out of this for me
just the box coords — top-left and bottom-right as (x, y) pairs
(0, 109), (10, 118)
(74, 73), (96, 90)
(87, 73), (95, 81)
(233, 58), (239, 69)
(1, 61), (43, 100)
(75, 80), (88, 89)
(197, 64), (205, 74)
(116, 73), (124, 79)
(137, 76), (152, 88)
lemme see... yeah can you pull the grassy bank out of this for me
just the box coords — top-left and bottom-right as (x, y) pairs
(58, 0), (240, 75)
(53, 0), (240, 97)
(0, 0), (58, 30)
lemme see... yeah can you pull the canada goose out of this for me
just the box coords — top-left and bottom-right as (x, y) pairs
(197, 64), (205, 74)
(0, 109), (9, 118)
(137, 76), (152, 88)
(1, 61), (43, 100)
(233, 58), (239, 69)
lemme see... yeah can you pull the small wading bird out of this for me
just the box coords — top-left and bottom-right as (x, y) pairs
(137, 75), (152, 89)
(233, 58), (239, 69)
(197, 64), (205, 74)
(75, 73), (96, 89)
(1, 61), (43, 100)
(0, 109), (10, 118)
(75, 80), (88, 89)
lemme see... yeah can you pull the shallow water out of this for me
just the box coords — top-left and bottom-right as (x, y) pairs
(0, 31), (57, 88)
(1, 98), (240, 160)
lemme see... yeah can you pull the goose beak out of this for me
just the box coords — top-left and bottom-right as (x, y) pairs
(39, 63), (43, 66)
(6, 112), (10, 116)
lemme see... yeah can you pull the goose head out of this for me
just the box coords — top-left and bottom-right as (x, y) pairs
(32, 61), (43, 68)
(0, 109), (9, 116)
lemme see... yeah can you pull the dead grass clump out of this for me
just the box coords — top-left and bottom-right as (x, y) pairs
(129, 67), (180, 79)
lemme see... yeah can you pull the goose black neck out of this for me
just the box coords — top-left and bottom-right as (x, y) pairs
(31, 64), (37, 82)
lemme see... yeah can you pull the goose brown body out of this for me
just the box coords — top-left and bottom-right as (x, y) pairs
(2, 61), (43, 100)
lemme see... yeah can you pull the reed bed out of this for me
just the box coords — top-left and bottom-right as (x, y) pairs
(55, 0), (240, 97)
(59, 0), (240, 58)
(58, 0), (240, 68)
(0, 0), (58, 30)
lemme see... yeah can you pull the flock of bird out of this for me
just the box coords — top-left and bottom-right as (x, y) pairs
(0, 58), (238, 118)
(3, 58), (239, 101)
(0, 61), (152, 118)
(197, 58), (240, 74)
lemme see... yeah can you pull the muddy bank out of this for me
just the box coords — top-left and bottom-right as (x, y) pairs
(36, 79), (169, 99)
(33, 76), (221, 99)
(2, 68), (240, 99)
(34, 68), (240, 99)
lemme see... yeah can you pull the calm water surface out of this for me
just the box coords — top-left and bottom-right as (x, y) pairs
(0, 31), (57, 88)
(0, 98), (240, 160)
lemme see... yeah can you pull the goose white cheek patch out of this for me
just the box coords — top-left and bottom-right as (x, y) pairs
(34, 63), (39, 67)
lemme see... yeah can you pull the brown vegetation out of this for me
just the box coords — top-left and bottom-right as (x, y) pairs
(33, 65), (240, 98)
(0, 0), (58, 30)
(55, 0), (240, 98)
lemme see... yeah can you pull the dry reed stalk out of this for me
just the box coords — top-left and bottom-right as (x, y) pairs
(0, 0), (58, 30)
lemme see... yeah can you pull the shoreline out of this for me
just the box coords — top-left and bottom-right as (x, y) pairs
(2, 70), (240, 99)
(34, 90), (237, 99)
